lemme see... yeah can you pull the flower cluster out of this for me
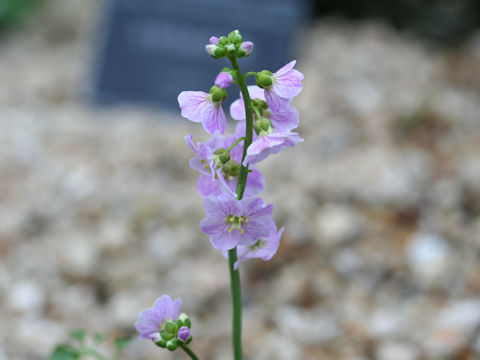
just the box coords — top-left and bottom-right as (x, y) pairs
(136, 29), (303, 359)
(178, 30), (303, 261)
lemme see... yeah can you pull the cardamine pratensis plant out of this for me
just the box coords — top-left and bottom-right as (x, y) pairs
(135, 29), (304, 360)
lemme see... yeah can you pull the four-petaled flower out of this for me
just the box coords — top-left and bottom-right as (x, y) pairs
(135, 294), (182, 340)
(200, 195), (274, 250)
(178, 91), (227, 135)
(263, 60), (303, 112)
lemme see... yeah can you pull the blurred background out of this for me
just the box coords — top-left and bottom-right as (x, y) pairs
(1, 0), (480, 359)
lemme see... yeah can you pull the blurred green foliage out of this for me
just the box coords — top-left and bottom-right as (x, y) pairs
(0, 0), (39, 30)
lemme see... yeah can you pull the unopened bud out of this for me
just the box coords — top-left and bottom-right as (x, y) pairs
(256, 70), (273, 88)
(209, 36), (219, 45)
(215, 72), (233, 89)
(177, 326), (191, 343)
(209, 86), (227, 103)
(178, 313), (191, 328)
(214, 148), (231, 164)
(225, 43), (236, 56)
(218, 36), (228, 46)
(228, 30), (243, 44)
(155, 339), (167, 348)
(223, 160), (240, 177)
(160, 329), (174, 341)
(164, 320), (178, 334)
(237, 41), (254, 57)
(166, 339), (179, 351)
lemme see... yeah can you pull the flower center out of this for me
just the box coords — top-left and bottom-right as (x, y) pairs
(226, 215), (247, 234)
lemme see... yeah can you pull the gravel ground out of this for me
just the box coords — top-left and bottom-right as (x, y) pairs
(1, 1), (480, 360)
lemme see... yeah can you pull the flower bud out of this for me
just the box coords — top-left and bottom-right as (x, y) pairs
(256, 70), (273, 88)
(223, 160), (240, 177)
(214, 148), (231, 164)
(225, 43), (236, 56)
(215, 72), (233, 89)
(155, 339), (167, 348)
(228, 30), (243, 44)
(254, 118), (272, 135)
(160, 329), (174, 341)
(164, 320), (178, 334)
(237, 41), (254, 57)
(209, 36), (219, 45)
(209, 86), (227, 103)
(178, 313), (191, 328)
(166, 339), (179, 351)
(177, 326), (191, 343)
(218, 36), (228, 46)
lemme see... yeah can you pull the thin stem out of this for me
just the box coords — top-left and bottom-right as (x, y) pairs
(226, 137), (246, 152)
(244, 71), (256, 78)
(181, 345), (200, 360)
(225, 55), (255, 360)
(228, 248), (242, 360)
(229, 56), (254, 200)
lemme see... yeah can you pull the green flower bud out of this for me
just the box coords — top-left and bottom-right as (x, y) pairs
(256, 70), (273, 88)
(209, 86), (227, 103)
(228, 30), (243, 44)
(186, 336), (193, 345)
(164, 320), (178, 334)
(214, 148), (231, 164)
(214, 46), (225, 58)
(166, 339), (179, 351)
(225, 43), (236, 56)
(160, 329), (174, 341)
(155, 339), (167, 348)
(218, 36), (228, 46)
(178, 313), (191, 328)
(254, 118), (272, 135)
(223, 160), (240, 177)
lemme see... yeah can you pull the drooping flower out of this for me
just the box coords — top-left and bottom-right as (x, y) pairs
(178, 89), (227, 135)
(223, 220), (284, 269)
(215, 72), (233, 89)
(243, 130), (304, 166)
(257, 61), (303, 112)
(135, 295), (182, 340)
(230, 85), (299, 132)
(200, 195), (273, 250)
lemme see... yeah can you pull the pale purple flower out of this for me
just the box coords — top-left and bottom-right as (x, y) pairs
(135, 295), (182, 340)
(223, 220), (284, 269)
(243, 131), (304, 166)
(230, 85), (299, 132)
(178, 91), (226, 135)
(209, 36), (219, 45)
(200, 195), (273, 250)
(215, 72), (233, 89)
(184, 134), (216, 177)
(197, 168), (265, 198)
(239, 41), (254, 56)
(264, 60), (303, 112)
(177, 326), (191, 342)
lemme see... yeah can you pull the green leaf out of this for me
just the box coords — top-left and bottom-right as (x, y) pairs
(113, 337), (131, 351)
(70, 329), (86, 343)
(49, 345), (80, 360)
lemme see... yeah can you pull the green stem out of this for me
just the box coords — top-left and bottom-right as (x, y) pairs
(181, 345), (200, 360)
(244, 71), (257, 78)
(225, 55), (255, 360)
(226, 137), (246, 152)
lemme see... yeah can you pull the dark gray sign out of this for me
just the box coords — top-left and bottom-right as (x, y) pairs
(90, 0), (310, 109)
